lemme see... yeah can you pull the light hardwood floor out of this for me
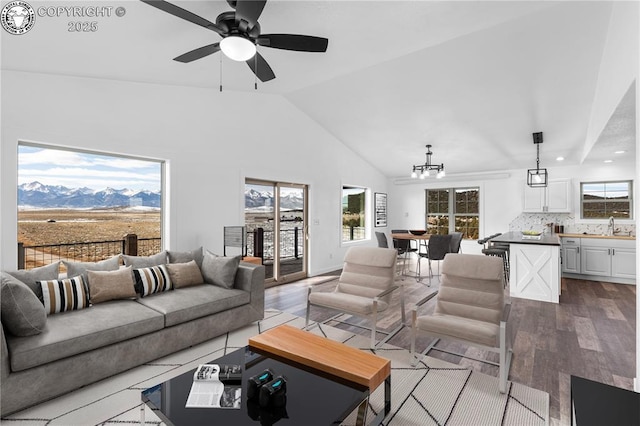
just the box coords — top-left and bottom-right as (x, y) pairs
(265, 263), (636, 426)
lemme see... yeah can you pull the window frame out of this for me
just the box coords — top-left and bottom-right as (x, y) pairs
(341, 184), (370, 244)
(17, 141), (167, 250)
(425, 186), (480, 239)
(580, 180), (633, 220)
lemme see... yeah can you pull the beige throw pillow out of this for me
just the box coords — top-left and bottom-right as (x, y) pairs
(166, 260), (204, 289)
(88, 267), (137, 304)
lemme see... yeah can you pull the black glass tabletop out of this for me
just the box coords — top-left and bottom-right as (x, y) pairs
(142, 346), (368, 426)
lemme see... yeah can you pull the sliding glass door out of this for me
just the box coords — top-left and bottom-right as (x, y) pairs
(245, 179), (308, 285)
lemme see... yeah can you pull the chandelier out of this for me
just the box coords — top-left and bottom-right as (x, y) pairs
(527, 132), (548, 187)
(411, 145), (445, 179)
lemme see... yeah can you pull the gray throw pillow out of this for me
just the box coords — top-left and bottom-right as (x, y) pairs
(122, 250), (168, 268)
(63, 255), (121, 286)
(6, 262), (60, 302)
(167, 247), (203, 268)
(166, 260), (204, 289)
(1, 272), (47, 336)
(201, 251), (241, 289)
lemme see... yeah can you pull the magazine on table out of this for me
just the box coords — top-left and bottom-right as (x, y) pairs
(185, 364), (242, 409)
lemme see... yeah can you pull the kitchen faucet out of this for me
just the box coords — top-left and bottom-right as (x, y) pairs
(607, 216), (615, 236)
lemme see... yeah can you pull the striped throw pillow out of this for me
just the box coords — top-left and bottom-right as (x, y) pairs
(133, 265), (172, 297)
(39, 275), (89, 315)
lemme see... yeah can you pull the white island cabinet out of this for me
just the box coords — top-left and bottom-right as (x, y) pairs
(492, 232), (561, 303)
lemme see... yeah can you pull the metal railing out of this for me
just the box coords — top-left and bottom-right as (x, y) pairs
(245, 227), (304, 262)
(17, 234), (161, 270)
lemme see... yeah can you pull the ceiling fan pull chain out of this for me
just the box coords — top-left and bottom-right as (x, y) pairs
(219, 54), (223, 92)
(254, 52), (258, 90)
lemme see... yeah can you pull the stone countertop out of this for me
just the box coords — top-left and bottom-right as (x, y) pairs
(491, 231), (561, 246)
(558, 233), (635, 241)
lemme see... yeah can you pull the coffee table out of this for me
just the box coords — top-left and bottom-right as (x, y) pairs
(141, 325), (391, 425)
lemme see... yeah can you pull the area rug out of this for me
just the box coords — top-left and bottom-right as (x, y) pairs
(1, 309), (548, 425)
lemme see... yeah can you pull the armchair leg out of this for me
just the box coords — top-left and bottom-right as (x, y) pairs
(371, 303), (378, 349)
(305, 300), (311, 328)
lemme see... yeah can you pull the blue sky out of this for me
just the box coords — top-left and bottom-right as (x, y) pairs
(18, 145), (162, 192)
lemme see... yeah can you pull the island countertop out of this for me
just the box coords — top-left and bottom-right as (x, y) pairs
(491, 231), (561, 246)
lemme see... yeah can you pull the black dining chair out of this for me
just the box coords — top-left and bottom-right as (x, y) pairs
(375, 231), (389, 248)
(449, 231), (464, 253)
(391, 229), (418, 276)
(417, 234), (452, 285)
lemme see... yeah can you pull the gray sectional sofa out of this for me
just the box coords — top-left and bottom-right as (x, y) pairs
(0, 250), (265, 416)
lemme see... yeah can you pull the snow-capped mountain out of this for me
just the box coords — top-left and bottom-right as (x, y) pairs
(18, 182), (161, 209)
(244, 188), (303, 210)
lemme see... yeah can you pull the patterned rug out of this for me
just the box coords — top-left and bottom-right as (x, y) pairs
(2, 309), (548, 425)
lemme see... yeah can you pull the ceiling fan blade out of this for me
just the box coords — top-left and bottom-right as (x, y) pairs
(235, 0), (266, 26)
(140, 0), (225, 36)
(246, 52), (276, 82)
(257, 34), (328, 52)
(173, 43), (220, 63)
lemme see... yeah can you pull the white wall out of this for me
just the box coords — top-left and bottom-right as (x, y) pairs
(0, 71), (388, 275)
(387, 162), (636, 254)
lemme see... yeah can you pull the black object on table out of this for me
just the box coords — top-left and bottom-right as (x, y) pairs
(571, 375), (640, 426)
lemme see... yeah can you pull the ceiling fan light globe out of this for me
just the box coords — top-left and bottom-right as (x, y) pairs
(220, 36), (256, 61)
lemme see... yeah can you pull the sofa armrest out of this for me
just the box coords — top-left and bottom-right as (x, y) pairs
(1, 322), (9, 382)
(235, 263), (265, 313)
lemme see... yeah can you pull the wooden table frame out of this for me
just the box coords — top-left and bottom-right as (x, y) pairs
(249, 325), (391, 425)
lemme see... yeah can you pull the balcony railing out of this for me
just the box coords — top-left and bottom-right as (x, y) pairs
(17, 233), (161, 270)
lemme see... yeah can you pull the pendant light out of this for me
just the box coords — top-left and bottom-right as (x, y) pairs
(411, 145), (445, 179)
(527, 132), (548, 187)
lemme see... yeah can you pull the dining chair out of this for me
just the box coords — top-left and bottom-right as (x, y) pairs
(417, 234), (452, 285)
(375, 231), (389, 248)
(449, 231), (464, 253)
(391, 229), (417, 276)
(410, 253), (512, 393)
(306, 246), (405, 349)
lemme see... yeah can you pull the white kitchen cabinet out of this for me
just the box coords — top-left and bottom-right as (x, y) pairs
(579, 238), (635, 282)
(581, 245), (611, 276)
(523, 179), (572, 213)
(611, 247), (636, 279)
(561, 237), (580, 274)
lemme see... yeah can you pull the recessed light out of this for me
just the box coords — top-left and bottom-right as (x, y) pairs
(614, 150), (625, 154)
(604, 160), (613, 163)
(556, 156), (564, 161)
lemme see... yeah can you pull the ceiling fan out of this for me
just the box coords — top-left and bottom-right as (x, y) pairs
(140, 0), (329, 82)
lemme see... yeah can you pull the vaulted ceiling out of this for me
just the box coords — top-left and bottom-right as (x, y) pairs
(2, 1), (636, 177)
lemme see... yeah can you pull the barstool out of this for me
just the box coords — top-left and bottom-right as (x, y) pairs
(478, 234), (510, 285)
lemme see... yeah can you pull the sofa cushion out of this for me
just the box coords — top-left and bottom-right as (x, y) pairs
(1, 273), (46, 336)
(166, 261), (204, 289)
(63, 255), (121, 286)
(135, 284), (249, 327)
(6, 262), (60, 302)
(168, 247), (203, 268)
(201, 251), (241, 289)
(123, 251), (168, 268)
(38, 275), (90, 315)
(6, 300), (164, 372)
(133, 265), (172, 297)
(88, 267), (137, 304)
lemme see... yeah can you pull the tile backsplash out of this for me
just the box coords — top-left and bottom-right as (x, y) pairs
(509, 213), (636, 236)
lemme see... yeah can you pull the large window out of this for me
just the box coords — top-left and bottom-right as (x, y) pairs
(426, 187), (479, 239)
(581, 181), (633, 219)
(342, 185), (367, 242)
(18, 143), (164, 268)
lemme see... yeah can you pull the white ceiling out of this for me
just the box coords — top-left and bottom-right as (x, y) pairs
(2, 1), (636, 177)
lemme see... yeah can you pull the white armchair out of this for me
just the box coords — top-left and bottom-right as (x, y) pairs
(306, 246), (405, 349)
(410, 253), (512, 393)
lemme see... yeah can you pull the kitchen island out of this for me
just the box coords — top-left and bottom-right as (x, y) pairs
(492, 231), (561, 303)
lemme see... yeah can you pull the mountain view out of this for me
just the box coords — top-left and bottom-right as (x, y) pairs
(244, 188), (303, 211)
(18, 182), (161, 209)
(18, 182), (304, 211)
